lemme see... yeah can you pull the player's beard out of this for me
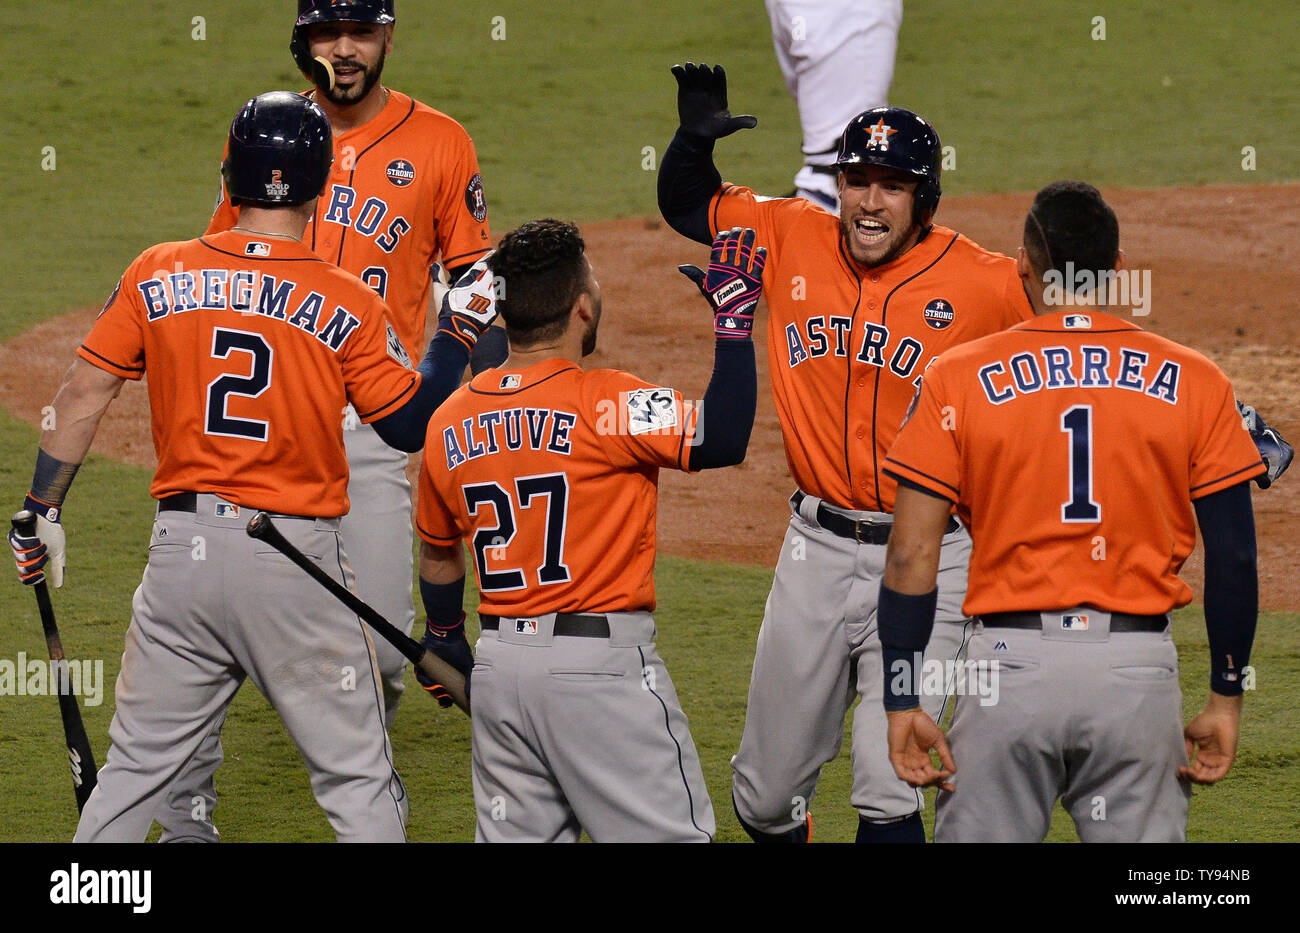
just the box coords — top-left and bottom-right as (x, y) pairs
(839, 211), (922, 268)
(322, 49), (387, 106)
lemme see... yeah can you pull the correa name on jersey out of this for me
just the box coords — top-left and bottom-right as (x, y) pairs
(322, 186), (411, 253)
(135, 269), (363, 352)
(785, 317), (933, 385)
(443, 407), (579, 470)
(978, 344), (1181, 406)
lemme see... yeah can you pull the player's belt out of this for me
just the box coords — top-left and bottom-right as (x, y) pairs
(980, 611), (1169, 633)
(478, 614), (611, 638)
(156, 492), (317, 522)
(793, 491), (959, 544)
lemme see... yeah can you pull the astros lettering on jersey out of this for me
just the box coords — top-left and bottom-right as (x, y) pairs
(884, 310), (1267, 615)
(417, 360), (700, 617)
(79, 230), (419, 517)
(209, 90), (491, 363)
(708, 184), (1032, 510)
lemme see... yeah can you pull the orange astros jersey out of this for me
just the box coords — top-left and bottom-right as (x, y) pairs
(884, 310), (1266, 616)
(709, 185), (1032, 511)
(209, 90), (491, 363)
(79, 230), (420, 517)
(417, 359), (700, 617)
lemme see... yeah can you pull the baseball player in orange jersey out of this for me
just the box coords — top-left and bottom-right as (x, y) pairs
(879, 182), (1266, 841)
(4, 93), (495, 841)
(660, 65), (1034, 843)
(415, 219), (763, 841)
(165, 0), (496, 841)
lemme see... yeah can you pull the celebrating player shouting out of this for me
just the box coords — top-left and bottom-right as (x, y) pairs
(659, 64), (1034, 843)
(415, 220), (762, 841)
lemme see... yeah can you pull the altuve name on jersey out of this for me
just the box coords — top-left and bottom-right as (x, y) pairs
(444, 408), (578, 471)
(135, 270), (362, 353)
(978, 344), (1181, 405)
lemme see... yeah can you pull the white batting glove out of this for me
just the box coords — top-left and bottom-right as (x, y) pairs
(436, 253), (498, 352)
(10, 500), (66, 588)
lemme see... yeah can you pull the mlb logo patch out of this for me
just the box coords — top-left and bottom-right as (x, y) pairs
(1063, 314), (1092, 329)
(514, 618), (538, 636)
(245, 242), (271, 257)
(215, 502), (240, 519)
(500, 373), (521, 390)
(1061, 614), (1089, 630)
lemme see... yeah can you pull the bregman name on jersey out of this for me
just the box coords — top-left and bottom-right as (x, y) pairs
(443, 407), (578, 470)
(977, 344), (1181, 406)
(135, 270), (363, 353)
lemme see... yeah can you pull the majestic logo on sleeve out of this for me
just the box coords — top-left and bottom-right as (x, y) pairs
(264, 169), (291, 200)
(386, 159), (416, 187)
(923, 298), (955, 330)
(465, 173), (487, 222)
(866, 118), (898, 150)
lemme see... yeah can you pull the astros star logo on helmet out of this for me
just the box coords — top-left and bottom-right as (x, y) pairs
(866, 118), (898, 150)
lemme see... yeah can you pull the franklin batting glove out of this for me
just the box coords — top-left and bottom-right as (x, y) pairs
(679, 226), (767, 338)
(1238, 402), (1294, 489)
(436, 253), (498, 353)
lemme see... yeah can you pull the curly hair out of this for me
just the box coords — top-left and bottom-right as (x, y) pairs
(1023, 181), (1119, 294)
(486, 219), (588, 346)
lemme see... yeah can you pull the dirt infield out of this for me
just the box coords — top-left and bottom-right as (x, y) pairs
(2, 184), (1296, 609)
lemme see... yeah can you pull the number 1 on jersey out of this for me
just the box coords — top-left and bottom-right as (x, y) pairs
(1060, 404), (1101, 523)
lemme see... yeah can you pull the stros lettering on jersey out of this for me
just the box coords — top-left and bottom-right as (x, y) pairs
(708, 184), (1032, 510)
(79, 230), (420, 517)
(209, 90), (491, 363)
(884, 310), (1266, 616)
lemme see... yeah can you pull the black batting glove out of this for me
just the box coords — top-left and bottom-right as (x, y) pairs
(1238, 401), (1294, 489)
(671, 62), (757, 141)
(416, 614), (474, 684)
(679, 227), (767, 339)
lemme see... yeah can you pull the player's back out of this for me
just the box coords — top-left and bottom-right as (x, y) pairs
(886, 310), (1264, 616)
(418, 359), (698, 618)
(80, 230), (417, 517)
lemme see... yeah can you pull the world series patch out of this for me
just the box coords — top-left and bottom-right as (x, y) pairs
(923, 298), (955, 329)
(625, 387), (678, 435)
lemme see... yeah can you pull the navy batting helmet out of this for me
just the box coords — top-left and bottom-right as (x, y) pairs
(835, 108), (942, 220)
(290, 0), (396, 82)
(222, 92), (333, 207)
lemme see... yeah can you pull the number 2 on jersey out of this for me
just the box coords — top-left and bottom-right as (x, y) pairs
(464, 473), (572, 591)
(205, 328), (272, 441)
(1060, 404), (1101, 523)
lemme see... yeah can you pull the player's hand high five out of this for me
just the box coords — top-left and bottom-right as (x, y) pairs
(679, 226), (766, 339)
(438, 252), (499, 353)
(671, 62), (757, 140)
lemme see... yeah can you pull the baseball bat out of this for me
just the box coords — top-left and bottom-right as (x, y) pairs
(245, 511), (470, 714)
(11, 510), (99, 812)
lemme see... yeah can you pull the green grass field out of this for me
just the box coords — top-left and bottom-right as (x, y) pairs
(1, 0), (1297, 842)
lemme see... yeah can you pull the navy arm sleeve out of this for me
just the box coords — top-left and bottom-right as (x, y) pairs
(658, 128), (722, 246)
(688, 338), (756, 469)
(1192, 481), (1258, 696)
(370, 331), (469, 453)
